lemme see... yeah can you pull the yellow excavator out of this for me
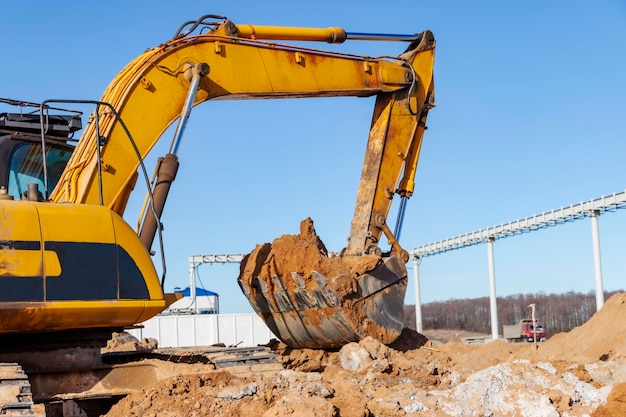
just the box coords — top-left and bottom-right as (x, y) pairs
(0, 14), (434, 414)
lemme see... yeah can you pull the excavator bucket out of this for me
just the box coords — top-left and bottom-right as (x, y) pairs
(238, 218), (408, 349)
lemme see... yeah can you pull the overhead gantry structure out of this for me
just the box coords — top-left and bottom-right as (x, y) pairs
(410, 190), (626, 337)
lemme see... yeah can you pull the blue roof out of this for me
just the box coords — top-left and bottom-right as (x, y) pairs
(174, 287), (218, 297)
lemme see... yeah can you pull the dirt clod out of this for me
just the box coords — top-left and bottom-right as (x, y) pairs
(103, 332), (158, 353)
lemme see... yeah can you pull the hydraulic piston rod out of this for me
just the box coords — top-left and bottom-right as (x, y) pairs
(169, 63), (210, 155)
(345, 32), (424, 42)
(233, 24), (423, 44)
(139, 63), (209, 251)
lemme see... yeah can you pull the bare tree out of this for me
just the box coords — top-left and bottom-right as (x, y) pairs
(404, 290), (620, 337)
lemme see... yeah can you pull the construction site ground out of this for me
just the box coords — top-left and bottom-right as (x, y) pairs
(102, 292), (626, 417)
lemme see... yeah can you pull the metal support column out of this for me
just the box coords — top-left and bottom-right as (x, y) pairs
(486, 237), (499, 340)
(189, 259), (197, 312)
(412, 256), (423, 333)
(590, 210), (604, 310)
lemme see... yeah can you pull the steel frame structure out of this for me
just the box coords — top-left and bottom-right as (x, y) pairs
(184, 254), (245, 313)
(409, 190), (626, 336)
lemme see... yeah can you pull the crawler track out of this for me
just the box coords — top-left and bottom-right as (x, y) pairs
(103, 345), (283, 374)
(0, 363), (36, 417)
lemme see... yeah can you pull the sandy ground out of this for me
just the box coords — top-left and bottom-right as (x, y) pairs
(103, 292), (626, 416)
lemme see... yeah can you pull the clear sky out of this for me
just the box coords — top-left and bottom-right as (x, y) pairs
(2, 2), (625, 312)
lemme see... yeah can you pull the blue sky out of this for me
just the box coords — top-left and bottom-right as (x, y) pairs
(2, 2), (625, 312)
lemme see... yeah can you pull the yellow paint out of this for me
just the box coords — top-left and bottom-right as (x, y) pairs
(233, 24), (348, 43)
(0, 299), (168, 333)
(0, 250), (60, 277)
(0, 200), (166, 334)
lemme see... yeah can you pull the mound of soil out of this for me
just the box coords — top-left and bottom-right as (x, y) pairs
(103, 332), (157, 353)
(535, 292), (626, 363)
(104, 292), (626, 416)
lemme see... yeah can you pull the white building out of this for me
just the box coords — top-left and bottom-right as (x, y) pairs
(163, 287), (219, 315)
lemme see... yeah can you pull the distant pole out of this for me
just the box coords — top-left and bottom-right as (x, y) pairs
(189, 257), (197, 313)
(412, 255), (423, 333)
(590, 210), (605, 310)
(486, 237), (499, 340)
(528, 303), (537, 350)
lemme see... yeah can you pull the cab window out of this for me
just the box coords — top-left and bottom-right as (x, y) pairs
(8, 142), (72, 199)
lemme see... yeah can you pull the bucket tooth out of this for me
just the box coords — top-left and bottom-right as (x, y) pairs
(290, 272), (318, 309)
(251, 276), (278, 313)
(271, 275), (296, 312)
(311, 271), (341, 308)
(237, 280), (262, 315)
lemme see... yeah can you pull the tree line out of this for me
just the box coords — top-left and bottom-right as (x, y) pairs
(403, 290), (621, 337)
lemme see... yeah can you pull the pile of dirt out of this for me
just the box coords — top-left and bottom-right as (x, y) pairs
(238, 217), (381, 296)
(534, 293), (626, 364)
(102, 332), (157, 353)
(104, 292), (626, 416)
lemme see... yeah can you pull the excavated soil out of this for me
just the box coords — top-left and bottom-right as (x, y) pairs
(103, 292), (626, 416)
(103, 331), (158, 353)
(238, 217), (381, 295)
(104, 293), (626, 416)
(103, 221), (626, 416)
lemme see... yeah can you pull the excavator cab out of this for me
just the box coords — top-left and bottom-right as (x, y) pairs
(0, 111), (80, 199)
